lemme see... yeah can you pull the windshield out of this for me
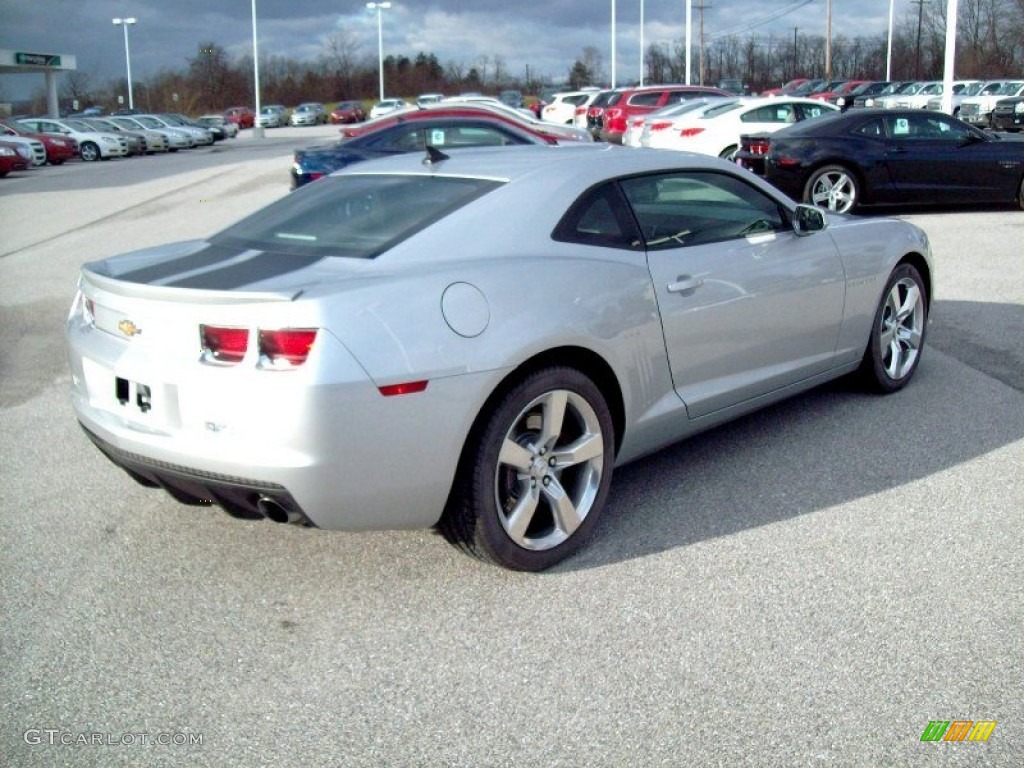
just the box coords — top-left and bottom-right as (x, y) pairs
(65, 119), (94, 132)
(213, 174), (503, 259)
(997, 82), (1024, 94)
(137, 117), (164, 128)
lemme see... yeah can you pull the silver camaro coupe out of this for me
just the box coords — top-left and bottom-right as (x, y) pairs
(66, 144), (932, 570)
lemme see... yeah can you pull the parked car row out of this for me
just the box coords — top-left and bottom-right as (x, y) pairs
(0, 111), (235, 177)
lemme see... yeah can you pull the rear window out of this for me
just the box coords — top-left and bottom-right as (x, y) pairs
(212, 174), (502, 259)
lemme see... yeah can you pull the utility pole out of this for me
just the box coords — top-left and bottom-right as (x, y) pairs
(695, 3), (711, 86)
(793, 27), (798, 81)
(912, 0), (928, 78)
(825, 0), (832, 80)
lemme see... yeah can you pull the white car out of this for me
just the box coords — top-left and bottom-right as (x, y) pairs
(152, 114), (216, 145)
(257, 105), (288, 128)
(369, 99), (410, 119)
(83, 117), (170, 154)
(623, 97), (734, 147)
(637, 97), (839, 159)
(541, 90), (600, 125)
(882, 80), (944, 109)
(958, 80), (1024, 127)
(197, 114), (239, 138)
(110, 116), (192, 151)
(17, 117), (129, 161)
(289, 103), (327, 126)
(924, 80), (986, 115)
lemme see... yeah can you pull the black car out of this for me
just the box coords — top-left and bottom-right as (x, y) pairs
(992, 97), (1024, 133)
(836, 80), (891, 110)
(291, 116), (551, 188)
(851, 81), (912, 109)
(762, 108), (1024, 212)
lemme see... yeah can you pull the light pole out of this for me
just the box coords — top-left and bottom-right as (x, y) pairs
(367, 2), (391, 101)
(112, 17), (137, 109)
(639, 0), (644, 86)
(251, 0), (263, 137)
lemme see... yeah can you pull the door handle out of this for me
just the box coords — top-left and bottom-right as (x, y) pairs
(667, 275), (703, 294)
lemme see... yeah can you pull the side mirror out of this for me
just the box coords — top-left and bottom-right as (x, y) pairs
(793, 204), (828, 236)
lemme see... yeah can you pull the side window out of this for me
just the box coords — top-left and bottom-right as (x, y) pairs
(366, 126), (422, 151)
(741, 105), (795, 123)
(620, 171), (788, 250)
(552, 183), (640, 250)
(629, 92), (663, 107)
(854, 118), (884, 138)
(798, 103), (830, 120)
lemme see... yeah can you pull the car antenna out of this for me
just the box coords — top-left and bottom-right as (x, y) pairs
(423, 145), (450, 165)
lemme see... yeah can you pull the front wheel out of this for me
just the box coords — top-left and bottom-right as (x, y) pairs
(857, 263), (928, 393)
(804, 164), (859, 213)
(1017, 175), (1024, 211)
(80, 142), (100, 162)
(719, 145), (738, 161)
(440, 367), (614, 571)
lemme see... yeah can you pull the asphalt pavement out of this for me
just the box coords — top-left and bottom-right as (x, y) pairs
(1, 133), (1021, 767)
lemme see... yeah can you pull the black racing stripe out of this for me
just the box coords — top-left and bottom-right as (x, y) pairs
(118, 244), (251, 284)
(165, 253), (325, 290)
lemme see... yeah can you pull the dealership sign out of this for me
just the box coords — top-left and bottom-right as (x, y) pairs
(15, 52), (62, 67)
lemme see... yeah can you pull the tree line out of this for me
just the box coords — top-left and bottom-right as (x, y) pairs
(31, 0), (1024, 115)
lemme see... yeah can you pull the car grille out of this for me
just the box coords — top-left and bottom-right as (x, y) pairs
(28, 140), (46, 164)
(959, 103), (980, 117)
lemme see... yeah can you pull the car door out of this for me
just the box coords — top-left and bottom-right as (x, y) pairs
(882, 112), (1014, 202)
(621, 171), (846, 419)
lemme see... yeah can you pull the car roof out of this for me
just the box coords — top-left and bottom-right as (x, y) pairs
(336, 143), (748, 188)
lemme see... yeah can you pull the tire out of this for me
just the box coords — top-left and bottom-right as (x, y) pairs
(80, 142), (100, 162)
(804, 164), (859, 213)
(440, 367), (615, 571)
(719, 145), (738, 161)
(1018, 175), (1024, 211)
(857, 263), (927, 393)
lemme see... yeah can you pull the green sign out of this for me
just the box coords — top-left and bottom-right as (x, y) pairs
(15, 52), (62, 67)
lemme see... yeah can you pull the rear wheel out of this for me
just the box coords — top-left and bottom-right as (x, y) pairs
(805, 164), (859, 213)
(80, 142), (100, 162)
(858, 263), (927, 393)
(440, 367), (614, 571)
(1017, 175), (1024, 210)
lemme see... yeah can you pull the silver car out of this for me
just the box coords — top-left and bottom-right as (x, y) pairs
(66, 145), (932, 570)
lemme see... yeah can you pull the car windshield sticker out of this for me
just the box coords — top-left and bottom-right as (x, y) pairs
(431, 129), (446, 146)
(894, 118), (910, 136)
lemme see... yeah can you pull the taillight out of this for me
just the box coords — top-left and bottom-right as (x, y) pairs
(775, 156), (801, 167)
(574, 106), (586, 116)
(748, 139), (770, 155)
(678, 127), (705, 138)
(258, 328), (318, 368)
(200, 325), (249, 365)
(649, 121), (673, 131)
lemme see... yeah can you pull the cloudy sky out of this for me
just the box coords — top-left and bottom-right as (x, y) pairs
(1, 0), (900, 100)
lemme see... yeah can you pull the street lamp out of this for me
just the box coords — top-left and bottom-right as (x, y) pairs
(112, 17), (137, 110)
(367, 2), (391, 102)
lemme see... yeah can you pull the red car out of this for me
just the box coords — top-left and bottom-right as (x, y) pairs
(599, 85), (731, 144)
(337, 105), (565, 144)
(223, 106), (255, 129)
(0, 120), (77, 164)
(330, 101), (367, 124)
(760, 78), (811, 98)
(0, 139), (31, 177)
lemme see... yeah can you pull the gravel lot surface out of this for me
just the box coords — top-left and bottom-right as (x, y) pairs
(1, 129), (1021, 767)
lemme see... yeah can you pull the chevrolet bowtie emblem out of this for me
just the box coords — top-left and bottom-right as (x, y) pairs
(117, 319), (141, 337)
